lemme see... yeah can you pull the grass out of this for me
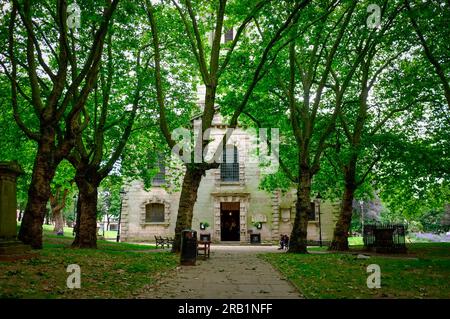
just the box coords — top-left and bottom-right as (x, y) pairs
(41, 224), (118, 239)
(347, 235), (434, 246)
(348, 236), (363, 246)
(0, 229), (177, 299)
(261, 243), (450, 299)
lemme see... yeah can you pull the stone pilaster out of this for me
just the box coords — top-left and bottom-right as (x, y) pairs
(271, 189), (281, 240)
(0, 161), (34, 261)
(0, 162), (23, 239)
(119, 191), (129, 242)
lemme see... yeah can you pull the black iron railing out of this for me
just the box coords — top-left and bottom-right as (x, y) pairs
(363, 223), (407, 253)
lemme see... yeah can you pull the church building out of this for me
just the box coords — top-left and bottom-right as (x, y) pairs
(119, 98), (339, 244)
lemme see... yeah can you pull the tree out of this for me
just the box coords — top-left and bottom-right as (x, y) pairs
(146, 0), (311, 252)
(97, 177), (123, 232)
(405, 0), (450, 108)
(68, 7), (148, 247)
(49, 160), (75, 234)
(274, 1), (360, 253)
(329, 0), (408, 250)
(0, 74), (36, 220)
(1, 0), (119, 248)
(49, 186), (69, 234)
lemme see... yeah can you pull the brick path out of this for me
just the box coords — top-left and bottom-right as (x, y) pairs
(138, 245), (303, 299)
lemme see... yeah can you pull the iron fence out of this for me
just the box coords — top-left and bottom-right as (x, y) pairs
(363, 223), (407, 253)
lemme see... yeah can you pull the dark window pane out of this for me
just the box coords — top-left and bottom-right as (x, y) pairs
(221, 146), (239, 181)
(224, 29), (233, 43)
(145, 203), (165, 223)
(151, 156), (165, 185)
(308, 202), (316, 221)
(152, 161), (165, 185)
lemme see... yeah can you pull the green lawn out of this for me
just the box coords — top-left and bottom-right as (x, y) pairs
(41, 224), (118, 239)
(0, 230), (177, 298)
(347, 235), (432, 246)
(262, 243), (450, 299)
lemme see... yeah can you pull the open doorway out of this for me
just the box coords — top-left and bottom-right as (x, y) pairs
(220, 202), (240, 241)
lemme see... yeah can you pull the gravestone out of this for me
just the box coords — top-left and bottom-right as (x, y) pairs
(0, 161), (33, 261)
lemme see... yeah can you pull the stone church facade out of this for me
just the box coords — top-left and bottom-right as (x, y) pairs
(119, 109), (339, 244)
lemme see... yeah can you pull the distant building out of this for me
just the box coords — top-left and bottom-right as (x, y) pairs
(120, 107), (339, 243)
(119, 26), (339, 243)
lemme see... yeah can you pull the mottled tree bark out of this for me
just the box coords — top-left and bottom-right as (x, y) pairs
(172, 168), (205, 253)
(288, 169), (311, 253)
(50, 187), (69, 234)
(72, 174), (99, 249)
(18, 130), (58, 249)
(10, 0), (119, 249)
(53, 210), (64, 234)
(330, 158), (357, 251)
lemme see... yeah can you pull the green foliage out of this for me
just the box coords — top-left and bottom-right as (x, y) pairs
(0, 0), (449, 237)
(380, 207), (450, 234)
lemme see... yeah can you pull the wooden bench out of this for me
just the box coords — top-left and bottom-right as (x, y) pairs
(165, 237), (174, 247)
(155, 236), (173, 249)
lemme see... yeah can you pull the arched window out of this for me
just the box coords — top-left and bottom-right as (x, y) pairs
(145, 203), (165, 223)
(220, 145), (239, 182)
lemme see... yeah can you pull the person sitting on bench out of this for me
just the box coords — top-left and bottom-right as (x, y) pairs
(278, 234), (289, 250)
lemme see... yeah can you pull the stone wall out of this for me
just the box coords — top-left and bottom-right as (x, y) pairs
(121, 115), (339, 243)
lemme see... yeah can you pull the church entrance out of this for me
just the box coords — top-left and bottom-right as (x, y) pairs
(220, 202), (240, 241)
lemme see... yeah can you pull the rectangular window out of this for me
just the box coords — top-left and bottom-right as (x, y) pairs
(295, 204), (316, 221)
(308, 202), (316, 221)
(152, 162), (165, 185)
(145, 203), (165, 223)
(221, 146), (239, 182)
(151, 155), (165, 185)
(224, 28), (234, 43)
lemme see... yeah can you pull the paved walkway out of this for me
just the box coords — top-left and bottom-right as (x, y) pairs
(139, 245), (302, 299)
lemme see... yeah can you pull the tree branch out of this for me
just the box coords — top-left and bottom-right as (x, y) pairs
(171, 0), (210, 83)
(217, 0), (272, 78)
(145, 0), (176, 149)
(405, 0), (450, 107)
(7, 4), (40, 141)
(228, 0), (312, 127)
(242, 111), (298, 183)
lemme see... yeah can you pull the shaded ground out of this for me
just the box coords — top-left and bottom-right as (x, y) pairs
(0, 233), (176, 298)
(2, 231), (448, 299)
(138, 245), (302, 299)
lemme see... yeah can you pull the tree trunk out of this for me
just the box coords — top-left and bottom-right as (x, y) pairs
(72, 176), (99, 248)
(46, 208), (51, 225)
(18, 134), (58, 249)
(73, 198), (81, 236)
(288, 169), (311, 253)
(50, 187), (70, 234)
(53, 209), (65, 234)
(330, 159), (357, 251)
(172, 167), (204, 253)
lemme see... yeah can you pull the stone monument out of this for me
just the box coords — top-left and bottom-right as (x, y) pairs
(0, 161), (33, 260)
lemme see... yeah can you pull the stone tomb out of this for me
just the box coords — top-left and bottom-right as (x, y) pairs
(0, 161), (34, 261)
